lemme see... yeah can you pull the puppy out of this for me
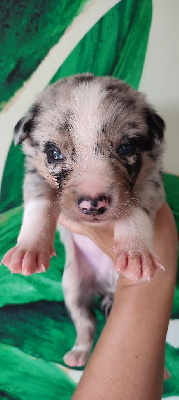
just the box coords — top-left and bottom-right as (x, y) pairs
(2, 74), (165, 367)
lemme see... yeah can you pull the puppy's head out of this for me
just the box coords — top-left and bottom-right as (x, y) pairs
(14, 74), (165, 223)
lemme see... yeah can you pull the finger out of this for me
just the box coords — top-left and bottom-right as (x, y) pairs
(37, 252), (51, 272)
(1, 247), (17, 267)
(9, 250), (25, 274)
(22, 251), (38, 276)
(124, 255), (142, 282)
(114, 252), (127, 273)
(141, 254), (155, 282)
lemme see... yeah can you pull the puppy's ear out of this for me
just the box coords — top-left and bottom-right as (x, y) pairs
(14, 116), (32, 146)
(14, 103), (40, 146)
(145, 108), (165, 144)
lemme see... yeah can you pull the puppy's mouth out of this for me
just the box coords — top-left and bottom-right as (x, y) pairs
(79, 213), (109, 224)
(76, 206), (111, 224)
(77, 195), (111, 218)
(78, 206), (107, 216)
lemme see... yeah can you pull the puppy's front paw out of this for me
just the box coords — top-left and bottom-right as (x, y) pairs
(114, 245), (164, 283)
(1, 242), (56, 276)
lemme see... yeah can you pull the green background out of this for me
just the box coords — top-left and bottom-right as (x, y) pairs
(0, 0), (178, 398)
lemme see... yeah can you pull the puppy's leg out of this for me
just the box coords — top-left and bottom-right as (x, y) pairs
(63, 271), (96, 368)
(61, 228), (96, 367)
(113, 208), (164, 283)
(101, 293), (114, 318)
(2, 164), (60, 275)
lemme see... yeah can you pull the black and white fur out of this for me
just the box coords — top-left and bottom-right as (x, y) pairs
(2, 74), (165, 367)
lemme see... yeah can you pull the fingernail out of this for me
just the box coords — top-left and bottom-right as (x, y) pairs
(51, 251), (57, 257)
(134, 277), (138, 284)
(11, 270), (14, 275)
(23, 271), (28, 277)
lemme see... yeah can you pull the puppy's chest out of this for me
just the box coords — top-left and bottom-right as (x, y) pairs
(71, 232), (117, 289)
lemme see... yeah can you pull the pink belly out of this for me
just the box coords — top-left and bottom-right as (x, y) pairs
(71, 232), (115, 281)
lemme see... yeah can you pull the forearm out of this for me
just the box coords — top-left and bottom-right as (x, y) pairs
(18, 198), (59, 244)
(2, 171), (60, 275)
(20, 166), (60, 244)
(72, 203), (178, 400)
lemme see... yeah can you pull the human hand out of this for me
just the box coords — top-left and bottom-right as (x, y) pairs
(58, 203), (168, 284)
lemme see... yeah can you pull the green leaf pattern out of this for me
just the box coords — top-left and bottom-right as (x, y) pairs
(0, 0), (178, 398)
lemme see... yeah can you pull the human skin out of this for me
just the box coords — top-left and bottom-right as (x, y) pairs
(59, 202), (178, 400)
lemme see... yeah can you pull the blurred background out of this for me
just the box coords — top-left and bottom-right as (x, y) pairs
(0, 1), (178, 399)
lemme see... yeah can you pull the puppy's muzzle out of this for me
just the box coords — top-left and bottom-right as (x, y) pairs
(77, 195), (110, 216)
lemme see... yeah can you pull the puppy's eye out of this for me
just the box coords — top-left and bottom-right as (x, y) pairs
(49, 149), (63, 161)
(117, 142), (134, 155)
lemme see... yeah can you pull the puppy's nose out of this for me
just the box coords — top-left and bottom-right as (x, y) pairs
(78, 195), (110, 216)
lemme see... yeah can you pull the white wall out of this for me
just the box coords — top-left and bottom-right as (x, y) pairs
(0, 0), (179, 190)
(0, 0), (120, 189)
(139, 0), (179, 175)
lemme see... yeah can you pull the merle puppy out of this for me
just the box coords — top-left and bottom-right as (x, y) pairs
(2, 74), (165, 367)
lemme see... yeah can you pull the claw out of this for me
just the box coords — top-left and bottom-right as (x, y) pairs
(41, 264), (46, 272)
(158, 264), (165, 272)
(51, 250), (57, 257)
(150, 253), (165, 272)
